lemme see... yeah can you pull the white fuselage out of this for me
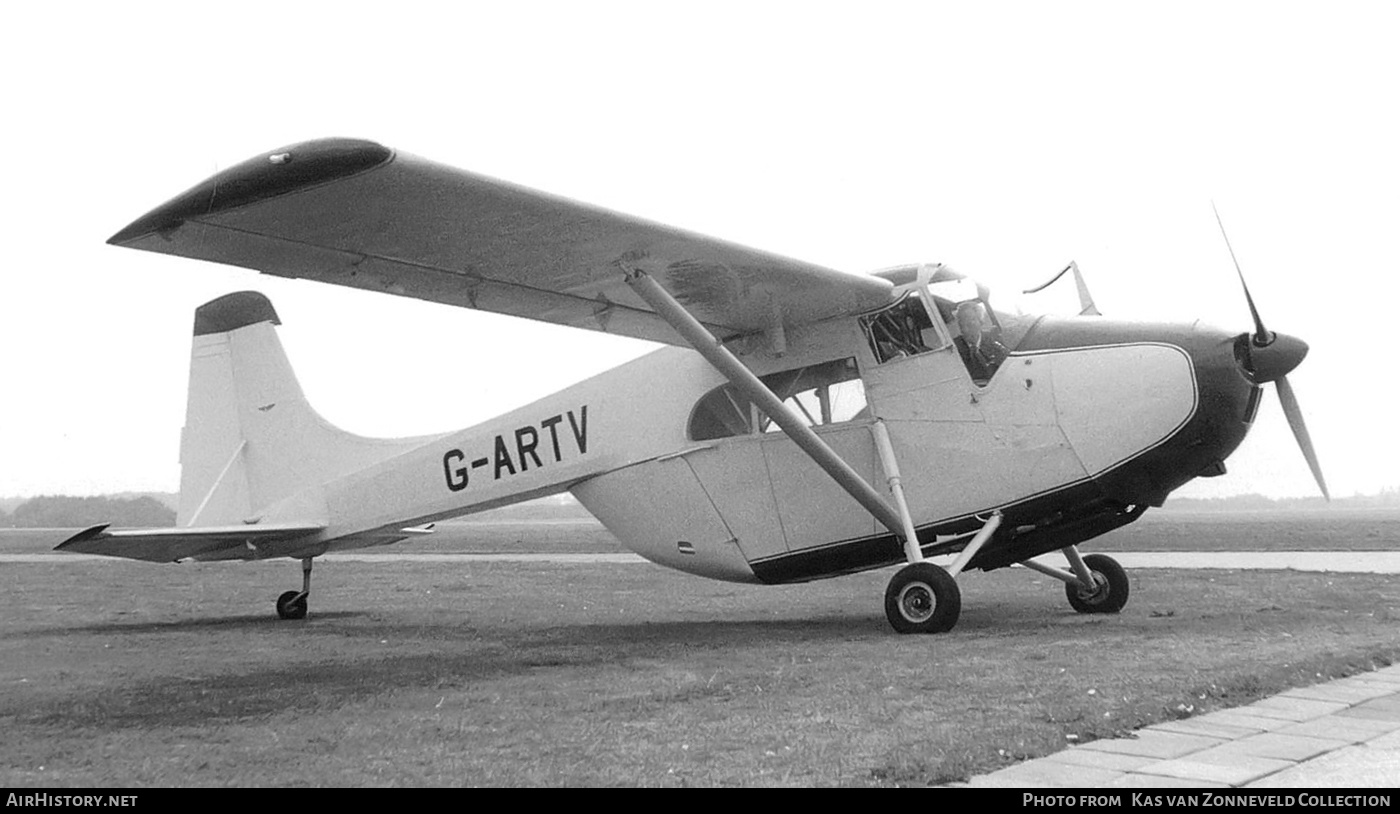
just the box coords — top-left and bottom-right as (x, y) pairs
(291, 310), (1201, 584)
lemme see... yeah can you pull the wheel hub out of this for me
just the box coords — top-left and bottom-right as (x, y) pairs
(899, 583), (936, 623)
(1076, 572), (1108, 603)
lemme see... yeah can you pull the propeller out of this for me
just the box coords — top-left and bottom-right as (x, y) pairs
(1212, 203), (1330, 500)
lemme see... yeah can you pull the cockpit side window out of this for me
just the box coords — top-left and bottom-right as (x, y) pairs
(931, 294), (1009, 386)
(688, 358), (868, 441)
(860, 293), (945, 364)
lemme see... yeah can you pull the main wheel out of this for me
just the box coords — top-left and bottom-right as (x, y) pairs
(1065, 553), (1129, 614)
(884, 563), (961, 634)
(276, 590), (308, 620)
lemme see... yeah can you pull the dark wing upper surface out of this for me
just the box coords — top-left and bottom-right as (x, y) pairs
(110, 138), (894, 345)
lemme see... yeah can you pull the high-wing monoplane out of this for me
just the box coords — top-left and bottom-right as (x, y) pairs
(60, 139), (1327, 633)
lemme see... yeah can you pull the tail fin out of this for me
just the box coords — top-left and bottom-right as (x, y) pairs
(177, 292), (438, 527)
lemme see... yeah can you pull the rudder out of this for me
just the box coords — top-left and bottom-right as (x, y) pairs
(177, 292), (440, 527)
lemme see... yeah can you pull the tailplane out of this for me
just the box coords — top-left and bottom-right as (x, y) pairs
(177, 291), (439, 527)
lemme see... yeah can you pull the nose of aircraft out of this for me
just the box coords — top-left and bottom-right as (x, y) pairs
(1228, 326), (1328, 499)
(1211, 206), (1328, 499)
(1237, 331), (1309, 384)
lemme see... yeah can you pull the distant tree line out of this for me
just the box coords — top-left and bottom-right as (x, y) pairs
(1163, 489), (1400, 511)
(4, 495), (175, 528)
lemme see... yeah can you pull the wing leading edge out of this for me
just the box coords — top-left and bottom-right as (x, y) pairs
(109, 138), (894, 345)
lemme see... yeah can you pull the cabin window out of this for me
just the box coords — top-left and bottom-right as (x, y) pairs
(688, 358), (868, 441)
(860, 292), (945, 363)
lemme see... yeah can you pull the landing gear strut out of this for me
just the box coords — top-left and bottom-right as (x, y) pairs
(1063, 552), (1129, 614)
(881, 510), (1003, 635)
(1018, 547), (1130, 615)
(276, 557), (314, 620)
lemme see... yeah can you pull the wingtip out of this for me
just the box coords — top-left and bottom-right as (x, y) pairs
(55, 524), (111, 550)
(107, 138), (394, 246)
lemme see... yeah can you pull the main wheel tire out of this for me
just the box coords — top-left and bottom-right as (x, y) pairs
(1065, 553), (1129, 614)
(276, 590), (308, 620)
(884, 563), (961, 634)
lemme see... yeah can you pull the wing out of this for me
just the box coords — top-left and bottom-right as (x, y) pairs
(109, 139), (894, 345)
(55, 523), (326, 563)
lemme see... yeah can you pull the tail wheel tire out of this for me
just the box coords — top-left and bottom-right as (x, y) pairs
(1065, 553), (1129, 614)
(884, 563), (961, 634)
(276, 590), (308, 620)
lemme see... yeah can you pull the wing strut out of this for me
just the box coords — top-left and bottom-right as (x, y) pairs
(621, 268), (906, 539)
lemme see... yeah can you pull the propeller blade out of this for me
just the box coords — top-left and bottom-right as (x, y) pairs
(1275, 375), (1330, 501)
(1212, 202), (1272, 345)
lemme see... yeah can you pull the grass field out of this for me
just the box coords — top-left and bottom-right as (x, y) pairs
(2, 509), (1398, 787)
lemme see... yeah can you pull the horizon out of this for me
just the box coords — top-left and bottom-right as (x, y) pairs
(6, 488), (1400, 509)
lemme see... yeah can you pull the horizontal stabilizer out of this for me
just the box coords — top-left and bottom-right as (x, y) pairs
(55, 522), (325, 563)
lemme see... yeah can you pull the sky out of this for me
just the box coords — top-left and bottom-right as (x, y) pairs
(2, 1), (1397, 500)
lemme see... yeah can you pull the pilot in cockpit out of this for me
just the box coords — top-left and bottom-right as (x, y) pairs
(952, 300), (1008, 384)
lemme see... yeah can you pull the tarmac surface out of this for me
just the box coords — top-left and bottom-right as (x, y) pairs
(950, 664), (1400, 788)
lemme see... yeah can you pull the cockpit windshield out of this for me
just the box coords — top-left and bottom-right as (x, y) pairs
(863, 264), (1038, 386)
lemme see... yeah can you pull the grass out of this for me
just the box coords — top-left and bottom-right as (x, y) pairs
(3, 537), (1400, 786)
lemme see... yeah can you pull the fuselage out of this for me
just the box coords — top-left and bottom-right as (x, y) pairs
(286, 269), (1260, 586)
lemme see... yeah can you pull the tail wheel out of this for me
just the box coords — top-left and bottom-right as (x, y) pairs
(1065, 553), (1129, 614)
(276, 590), (308, 620)
(884, 563), (961, 634)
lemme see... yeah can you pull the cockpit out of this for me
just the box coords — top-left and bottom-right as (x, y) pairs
(861, 264), (1034, 386)
(686, 264), (1039, 442)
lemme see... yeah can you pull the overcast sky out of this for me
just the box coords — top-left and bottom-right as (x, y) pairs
(2, 2), (1396, 500)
